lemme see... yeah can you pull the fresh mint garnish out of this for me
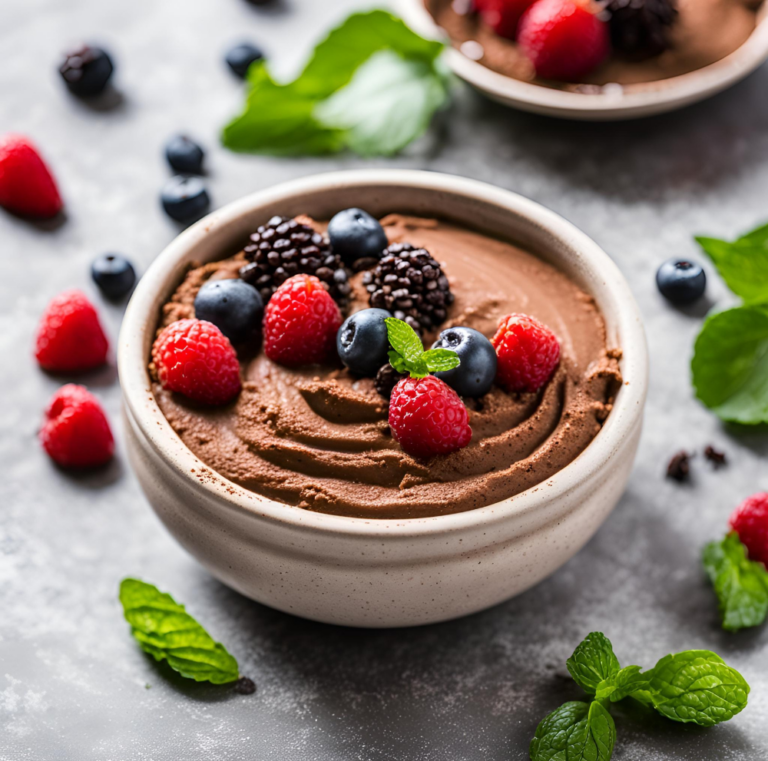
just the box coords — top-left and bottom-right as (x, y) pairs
(221, 10), (450, 157)
(119, 578), (239, 684)
(385, 317), (460, 379)
(703, 532), (768, 631)
(530, 632), (749, 761)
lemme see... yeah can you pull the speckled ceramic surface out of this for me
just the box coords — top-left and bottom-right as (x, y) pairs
(118, 170), (648, 627)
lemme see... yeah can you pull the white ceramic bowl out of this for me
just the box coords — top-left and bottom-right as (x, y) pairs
(119, 170), (648, 628)
(394, 0), (768, 120)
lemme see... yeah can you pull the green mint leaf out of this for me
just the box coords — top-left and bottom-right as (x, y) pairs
(696, 223), (768, 304)
(703, 532), (768, 631)
(421, 348), (461, 373)
(595, 665), (651, 703)
(222, 10), (447, 157)
(385, 318), (429, 377)
(646, 650), (750, 726)
(691, 303), (768, 424)
(566, 632), (621, 695)
(530, 701), (615, 761)
(119, 578), (239, 684)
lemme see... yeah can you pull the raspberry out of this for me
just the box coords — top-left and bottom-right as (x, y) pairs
(40, 384), (114, 468)
(388, 376), (472, 459)
(729, 493), (768, 567)
(152, 319), (241, 405)
(35, 290), (109, 372)
(476, 0), (537, 40)
(491, 313), (560, 393)
(263, 274), (342, 367)
(0, 134), (63, 218)
(518, 0), (610, 82)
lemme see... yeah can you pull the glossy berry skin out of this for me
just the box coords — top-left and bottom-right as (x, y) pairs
(328, 208), (389, 266)
(0, 134), (63, 218)
(194, 279), (263, 344)
(476, 0), (537, 40)
(432, 327), (497, 398)
(165, 135), (205, 175)
(152, 319), (241, 405)
(59, 45), (114, 97)
(40, 384), (114, 468)
(729, 493), (768, 567)
(35, 290), (109, 372)
(225, 42), (264, 78)
(389, 376), (472, 459)
(161, 175), (210, 223)
(91, 254), (136, 300)
(336, 308), (392, 376)
(656, 258), (707, 304)
(263, 274), (342, 367)
(491, 313), (560, 393)
(518, 0), (610, 81)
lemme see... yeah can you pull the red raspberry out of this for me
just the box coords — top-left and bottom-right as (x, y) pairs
(518, 0), (610, 82)
(263, 274), (342, 367)
(729, 493), (768, 567)
(0, 134), (63, 218)
(35, 290), (109, 372)
(476, 0), (537, 40)
(152, 319), (241, 405)
(389, 376), (472, 459)
(491, 313), (560, 393)
(40, 384), (114, 468)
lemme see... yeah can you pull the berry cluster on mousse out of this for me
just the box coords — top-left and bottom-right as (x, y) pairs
(151, 207), (564, 462)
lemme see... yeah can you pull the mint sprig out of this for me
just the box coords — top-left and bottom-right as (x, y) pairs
(221, 10), (450, 157)
(119, 578), (239, 684)
(385, 317), (459, 379)
(530, 632), (749, 761)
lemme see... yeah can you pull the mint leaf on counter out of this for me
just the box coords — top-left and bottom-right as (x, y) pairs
(385, 317), (459, 379)
(703, 532), (768, 631)
(566, 632), (621, 695)
(595, 665), (650, 703)
(119, 578), (239, 684)
(530, 701), (615, 761)
(222, 10), (449, 157)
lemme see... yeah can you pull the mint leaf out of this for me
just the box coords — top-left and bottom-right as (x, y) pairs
(529, 701), (615, 761)
(595, 665), (651, 703)
(691, 304), (768, 424)
(647, 650), (750, 726)
(385, 317), (459, 379)
(386, 317), (424, 363)
(703, 532), (768, 631)
(222, 10), (448, 157)
(566, 632), (621, 695)
(421, 348), (461, 373)
(119, 578), (239, 684)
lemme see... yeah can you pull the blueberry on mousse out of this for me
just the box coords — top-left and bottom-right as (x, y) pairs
(165, 135), (205, 175)
(91, 253), (137, 300)
(194, 279), (264, 345)
(328, 208), (389, 267)
(59, 44), (114, 97)
(656, 258), (706, 304)
(337, 308), (392, 377)
(225, 42), (264, 78)
(161, 175), (210, 223)
(431, 327), (497, 398)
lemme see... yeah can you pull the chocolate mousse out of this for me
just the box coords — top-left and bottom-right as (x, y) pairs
(151, 214), (621, 519)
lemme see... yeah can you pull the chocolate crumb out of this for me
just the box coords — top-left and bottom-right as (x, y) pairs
(666, 450), (691, 482)
(704, 445), (727, 467)
(234, 676), (257, 695)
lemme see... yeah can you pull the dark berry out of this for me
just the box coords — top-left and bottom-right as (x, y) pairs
(606, 0), (678, 59)
(656, 258), (706, 304)
(161, 176), (210, 223)
(666, 450), (691, 482)
(59, 45), (114, 97)
(194, 279), (263, 345)
(226, 42), (264, 78)
(336, 308), (392, 377)
(91, 254), (137, 300)
(431, 327), (497, 398)
(375, 363), (406, 400)
(165, 135), (205, 175)
(328, 208), (389, 266)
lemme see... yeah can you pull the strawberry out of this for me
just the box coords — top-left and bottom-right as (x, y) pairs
(0, 134), (63, 218)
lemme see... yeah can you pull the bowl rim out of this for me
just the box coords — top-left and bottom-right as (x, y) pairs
(118, 169), (648, 539)
(393, 0), (768, 119)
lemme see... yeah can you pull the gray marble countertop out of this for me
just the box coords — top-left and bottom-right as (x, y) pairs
(2, 0), (767, 758)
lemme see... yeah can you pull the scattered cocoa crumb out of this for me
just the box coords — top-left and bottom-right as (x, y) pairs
(704, 445), (727, 467)
(666, 450), (691, 482)
(234, 676), (257, 695)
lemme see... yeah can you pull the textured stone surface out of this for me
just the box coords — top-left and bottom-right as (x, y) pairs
(2, 0), (768, 759)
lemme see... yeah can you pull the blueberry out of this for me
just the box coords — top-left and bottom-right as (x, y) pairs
(225, 42), (264, 78)
(59, 44), (114, 97)
(431, 327), (497, 398)
(328, 208), (389, 266)
(194, 279), (263, 344)
(91, 254), (136, 300)
(656, 258), (707, 304)
(161, 176), (210, 223)
(165, 135), (205, 175)
(337, 308), (392, 377)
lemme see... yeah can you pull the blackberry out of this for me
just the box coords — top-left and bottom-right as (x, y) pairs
(239, 216), (351, 306)
(375, 364), (406, 401)
(59, 44), (114, 97)
(606, 0), (678, 59)
(362, 243), (453, 335)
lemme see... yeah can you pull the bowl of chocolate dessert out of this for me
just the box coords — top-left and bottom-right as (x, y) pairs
(119, 170), (647, 627)
(395, 0), (768, 119)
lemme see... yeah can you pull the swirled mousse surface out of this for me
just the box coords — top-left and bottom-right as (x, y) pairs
(151, 215), (621, 519)
(425, 0), (763, 89)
